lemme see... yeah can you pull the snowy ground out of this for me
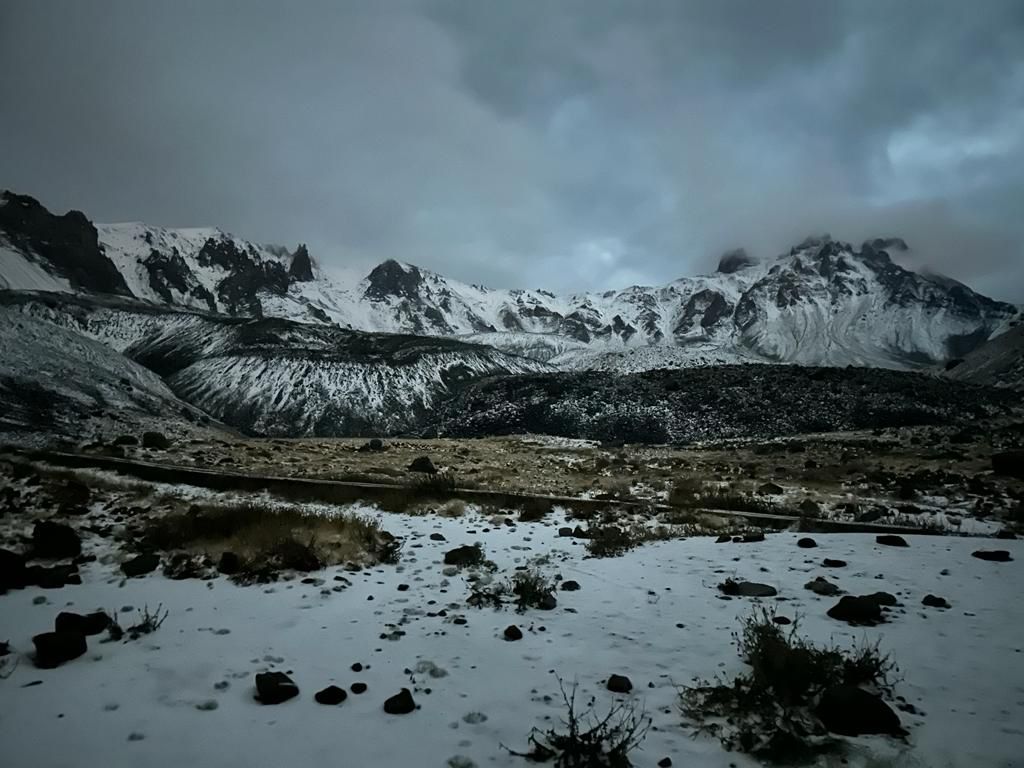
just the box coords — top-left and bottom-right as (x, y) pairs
(1, 504), (1022, 768)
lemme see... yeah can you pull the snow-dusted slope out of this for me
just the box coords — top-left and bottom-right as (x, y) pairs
(0, 292), (553, 438)
(0, 305), (207, 442)
(945, 322), (1024, 390)
(2, 191), (1019, 371)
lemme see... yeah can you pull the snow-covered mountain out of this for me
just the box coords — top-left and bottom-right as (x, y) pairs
(0, 291), (551, 437)
(1, 190), (1019, 372)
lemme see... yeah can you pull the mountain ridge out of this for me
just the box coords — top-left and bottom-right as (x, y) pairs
(1, 189), (1019, 372)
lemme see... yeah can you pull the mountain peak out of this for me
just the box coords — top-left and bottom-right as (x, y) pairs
(289, 244), (314, 282)
(363, 259), (423, 300)
(716, 248), (757, 274)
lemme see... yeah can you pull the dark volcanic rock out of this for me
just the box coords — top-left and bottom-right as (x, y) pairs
(289, 244), (315, 282)
(876, 534), (909, 548)
(0, 548), (28, 591)
(991, 450), (1024, 479)
(315, 685), (347, 705)
(922, 594), (950, 608)
(443, 545), (482, 567)
(55, 611), (111, 636)
(797, 537), (818, 549)
(0, 191), (131, 295)
(255, 671), (299, 704)
(718, 579), (777, 598)
(429, 366), (1015, 445)
(25, 563), (81, 589)
(141, 431), (171, 450)
(827, 595), (884, 626)
(33, 630), (87, 668)
(560, 580), (581, 591)
(32, 521), (81, 559)
(408, 456), (437, 474)
(383, 688), (416, 714)
(805, 577), (842, 596)
(503, 625), (523, 641)
(822, 558), (847, 568)
(972, 550), (1013, 562)
(816, 685), (903, 736)
(122, 553), (160, 578)
(606, 674), (633, 694)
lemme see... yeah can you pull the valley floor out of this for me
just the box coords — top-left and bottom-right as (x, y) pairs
(1, 503), (1022, 768)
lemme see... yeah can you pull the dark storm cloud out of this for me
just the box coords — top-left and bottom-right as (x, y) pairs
(1, 1), (1022, 300)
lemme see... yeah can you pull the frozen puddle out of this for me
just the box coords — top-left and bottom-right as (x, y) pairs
(1, 507), (1021, 768)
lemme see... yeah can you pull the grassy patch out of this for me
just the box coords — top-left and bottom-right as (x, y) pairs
(468, 567), (557, 611)
(680, 608), (898, 763)
(140, 500), (392, 577)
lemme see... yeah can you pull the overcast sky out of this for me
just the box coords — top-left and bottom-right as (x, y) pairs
(1, 1), (1022, 300)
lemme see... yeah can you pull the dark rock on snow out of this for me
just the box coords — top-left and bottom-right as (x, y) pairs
(217, 551), (242, 575)
(816, 685), (903, 736)
(805, 577), (842, 596)
(255, 671), (299, 704)
(822, 558), (847, 568)
(504, 625), (523, 641)
(383, 688), (416, 714)
(122, 553), (160, 577)
(827, 595), (884, 626)
(972, 550), (1013, 562)
(443, 545), (482, 566)
(0, 548), (28, 591)
(55, 611), (111, 636)
(718, 579), (778, 598)
(606, 674), (633, 694)
(797, 537), (818, 548)
(350, 682), (367, 694)
(315, 685), (347, 705)
(560, 580), (581, 591)
(33, 630), (87, 668)
(141, 431), (171, 450)
(922, 594), (950, 608)
(876, 534), (909, 547)
(32, 521), (82, 559)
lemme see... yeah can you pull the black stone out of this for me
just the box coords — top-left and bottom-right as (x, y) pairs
(315, 685), (347, 705)
(32, 631), (87, 668)
(408, 456), (437, 474)
(443, 545), (482, 566)
(972, 550), (1013, 562)
(504, 625), (523, 641)
(122, 553), (160, 578)
(350, 682), (367, 694)
(718, 580), (777, 598)
(141, 431), (170, 450)
(816, 685), (903, 736)
(55, 611), (111, 636)
(383, 688), (416, 714)
(822, 558), (847, 568)
(0, 548), (28, 591)
(797, 537), (818, 548)
(560, 580), (580, 591)
(32, 521), (81, 559)
(827, 595), (884, 626)
(606, 674), (633, 694)
(876, 534), (909, 548)
(922, 594), (950, 608)
(255, 671), (299, 704)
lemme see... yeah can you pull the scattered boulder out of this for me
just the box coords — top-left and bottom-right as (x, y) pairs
(32, 631), (87, 668)
(0, 548), (28, 591)
(865, 591), (898, 607)
(714, 534), (731, 543)
(758, 482), (784, 495)
(827, 595), (884, 626)
(558, 527), (574, 537)
(122, 553), (160, 578)
(996, 530), (1017, 540)
(876, 534), (909, 548)
(799, 499), (821, 517)
(560, 580), (581, 592)
(797, 537), (818, 549)
(141, 431), (170, 450)
(972, 550), (1013, 562)
(350, 682), (368, 694)
(25, 563), (81, 589)
(922, 594), (950, 609)
(606, 674), (633, 694)
(443, 545), (483, 567)
(358, 438), (386, 452)
(718, 579), (777, 598)
(55, 611), (111, 636)
(805, 577), (841, 596)
(383, 688), (416, 715)
(822, 558), (847, 568)
(816, 685), (903, 736)
(991, 450), (1024, 479)
(503, 625), (523, 641)
(315, 685), (347, 705)
(741, 532), (765, 543)
(429, 533), (447, 541)
(32, 521), (82, 559)
(255, 671), (299, 704)
(408, 456), (437, 474)
(217, 551), (242, 575)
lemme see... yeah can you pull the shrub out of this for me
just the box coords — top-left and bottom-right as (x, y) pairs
(468, 568), (556, 612)
(585, 525), (644, 558)
(680, 608), (898, 763)
(506, 679), (650, 767)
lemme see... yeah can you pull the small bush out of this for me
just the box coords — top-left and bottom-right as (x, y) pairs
(668, 476), (705, 506)
(506, 679), (650, 767)
(468, 568), (556, 612)
(108, 604), (169, 642)
(680, 608), (898, 763)
(585, 525), (645, 558)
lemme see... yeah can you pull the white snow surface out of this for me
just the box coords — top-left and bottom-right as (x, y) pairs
(0, 242), (72, 292)
(1, 505), (1021, 768)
